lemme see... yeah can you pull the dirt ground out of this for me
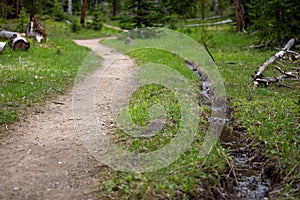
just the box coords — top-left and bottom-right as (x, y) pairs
(0, 39), (134, 200)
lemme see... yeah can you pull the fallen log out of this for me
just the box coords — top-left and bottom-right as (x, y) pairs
(186, 19), (233, 27)
(0, 42), (6, 53)
(254, 65), (299, 87)
(255, 75), (299, 87)
(0, 30), (30, 50)
(9, 34), (30, 50)
(26, 15), (47, 42)
(243, 44), (265, 50)
(254, 38), (296, 86)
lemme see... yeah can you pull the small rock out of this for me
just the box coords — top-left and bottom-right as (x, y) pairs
(13, 186), (21, 191)
(125, 37), (134, 45)
(58, 161), (63, 165)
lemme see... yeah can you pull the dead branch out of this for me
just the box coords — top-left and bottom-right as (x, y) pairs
(274, 66), (297, 78)
(243, 44), (265, 50)
(253, 38), (299, 87)
(255, 73), (299, 87)
(254, 38), (295, 79)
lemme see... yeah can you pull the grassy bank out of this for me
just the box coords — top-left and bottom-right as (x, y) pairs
(96, 46), (228, 199)
(0, 19), (118, 130)
(98, 26), (299, 199)
(185, 26), (300, 199)
(0, 18), (298, 198)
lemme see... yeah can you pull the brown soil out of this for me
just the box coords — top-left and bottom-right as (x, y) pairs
(0, 39), (134, 200)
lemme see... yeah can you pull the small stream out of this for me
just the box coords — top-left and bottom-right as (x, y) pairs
(221, 129), (271, 199)
(185, 61), (271, 200)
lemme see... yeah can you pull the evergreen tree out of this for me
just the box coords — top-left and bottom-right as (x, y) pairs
(124, 0), (165, 28)
(248, 0), (300, 45)
(162, 0), (198, 18)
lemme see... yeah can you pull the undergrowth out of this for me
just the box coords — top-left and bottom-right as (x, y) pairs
(0, 17), (298, 198)
(99, 25), (299, 199)
(96, 48), (228, 199)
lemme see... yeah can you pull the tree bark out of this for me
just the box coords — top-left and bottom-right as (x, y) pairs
(200, 0), (205, 20)
(80, 0), (87, 27)
(2, 0), (8, 18)
(68, 0), (72, 17)
(112, 0), (121, 17)
(234, 0), (246, 33)
(14, 0), (19, 18)
(31, 0), (36, 15)
(214, 0), (219, 16)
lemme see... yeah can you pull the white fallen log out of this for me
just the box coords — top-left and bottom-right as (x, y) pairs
(0, 30), (30, 50)
(255, 75), (299, 87)
(35, 32), (43, 43)
(9, 34), (30, 50)
(0, 42), (6, 53)
(26, 15), (47, 42)
(254, 38), (296, 87)
(186, 19), (233, 27)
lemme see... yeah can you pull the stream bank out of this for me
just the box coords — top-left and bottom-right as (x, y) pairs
(221, 125), (271, 199)
(186, 61), (272, 200)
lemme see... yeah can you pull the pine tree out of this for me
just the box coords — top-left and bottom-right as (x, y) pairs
(248, 0), (300, 45)
(124, 0), (165, 28)
(162, 0), (198, 18)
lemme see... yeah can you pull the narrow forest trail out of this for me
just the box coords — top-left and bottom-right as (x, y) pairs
(0, 38), (134, 200)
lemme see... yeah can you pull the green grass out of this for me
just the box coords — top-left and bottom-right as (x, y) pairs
(0, 37), (92, 125)
(98, 25), (299, 199)
(42, 19), (122, 40)
(195, 26), (300, 199)
(98, 32), (229, 199)
(0, 17), (298, 198)
(0, 18), (120, 130)
(111, 49), (201, 153)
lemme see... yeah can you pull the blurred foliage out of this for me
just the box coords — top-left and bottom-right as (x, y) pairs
(247, 0), (300, 45)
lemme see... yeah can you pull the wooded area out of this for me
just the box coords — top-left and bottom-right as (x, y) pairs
(0, 0), (299, 45)
(0, 1), (299, 200)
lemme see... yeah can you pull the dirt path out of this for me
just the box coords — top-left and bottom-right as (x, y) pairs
(0, 39), (134, 200)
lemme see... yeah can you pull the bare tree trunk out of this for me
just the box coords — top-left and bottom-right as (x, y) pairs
(200, 0), (205, 20)
(2, 0), (8, 19)
(14, 0), (19, 18)
(68, 0), (72, 17)
(112, 0), (117, 17)
(214, 0), (219, 16)
(112, 0), (121, 17)
(234, 0), (246, 33)
(31, 0), (36, 15)
(80, 0), (87, 27)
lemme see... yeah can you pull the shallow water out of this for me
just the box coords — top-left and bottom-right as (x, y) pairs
(221, 130), (271, 200)
(186, 61), (271, 199)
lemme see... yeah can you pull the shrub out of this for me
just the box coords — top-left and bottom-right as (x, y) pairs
(16, 7), (28, 32)
(248, 0), (300, 45)
(53, 0), (66, 21)
(70, 18), (82, 33)
(91, 8), (103, 31)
